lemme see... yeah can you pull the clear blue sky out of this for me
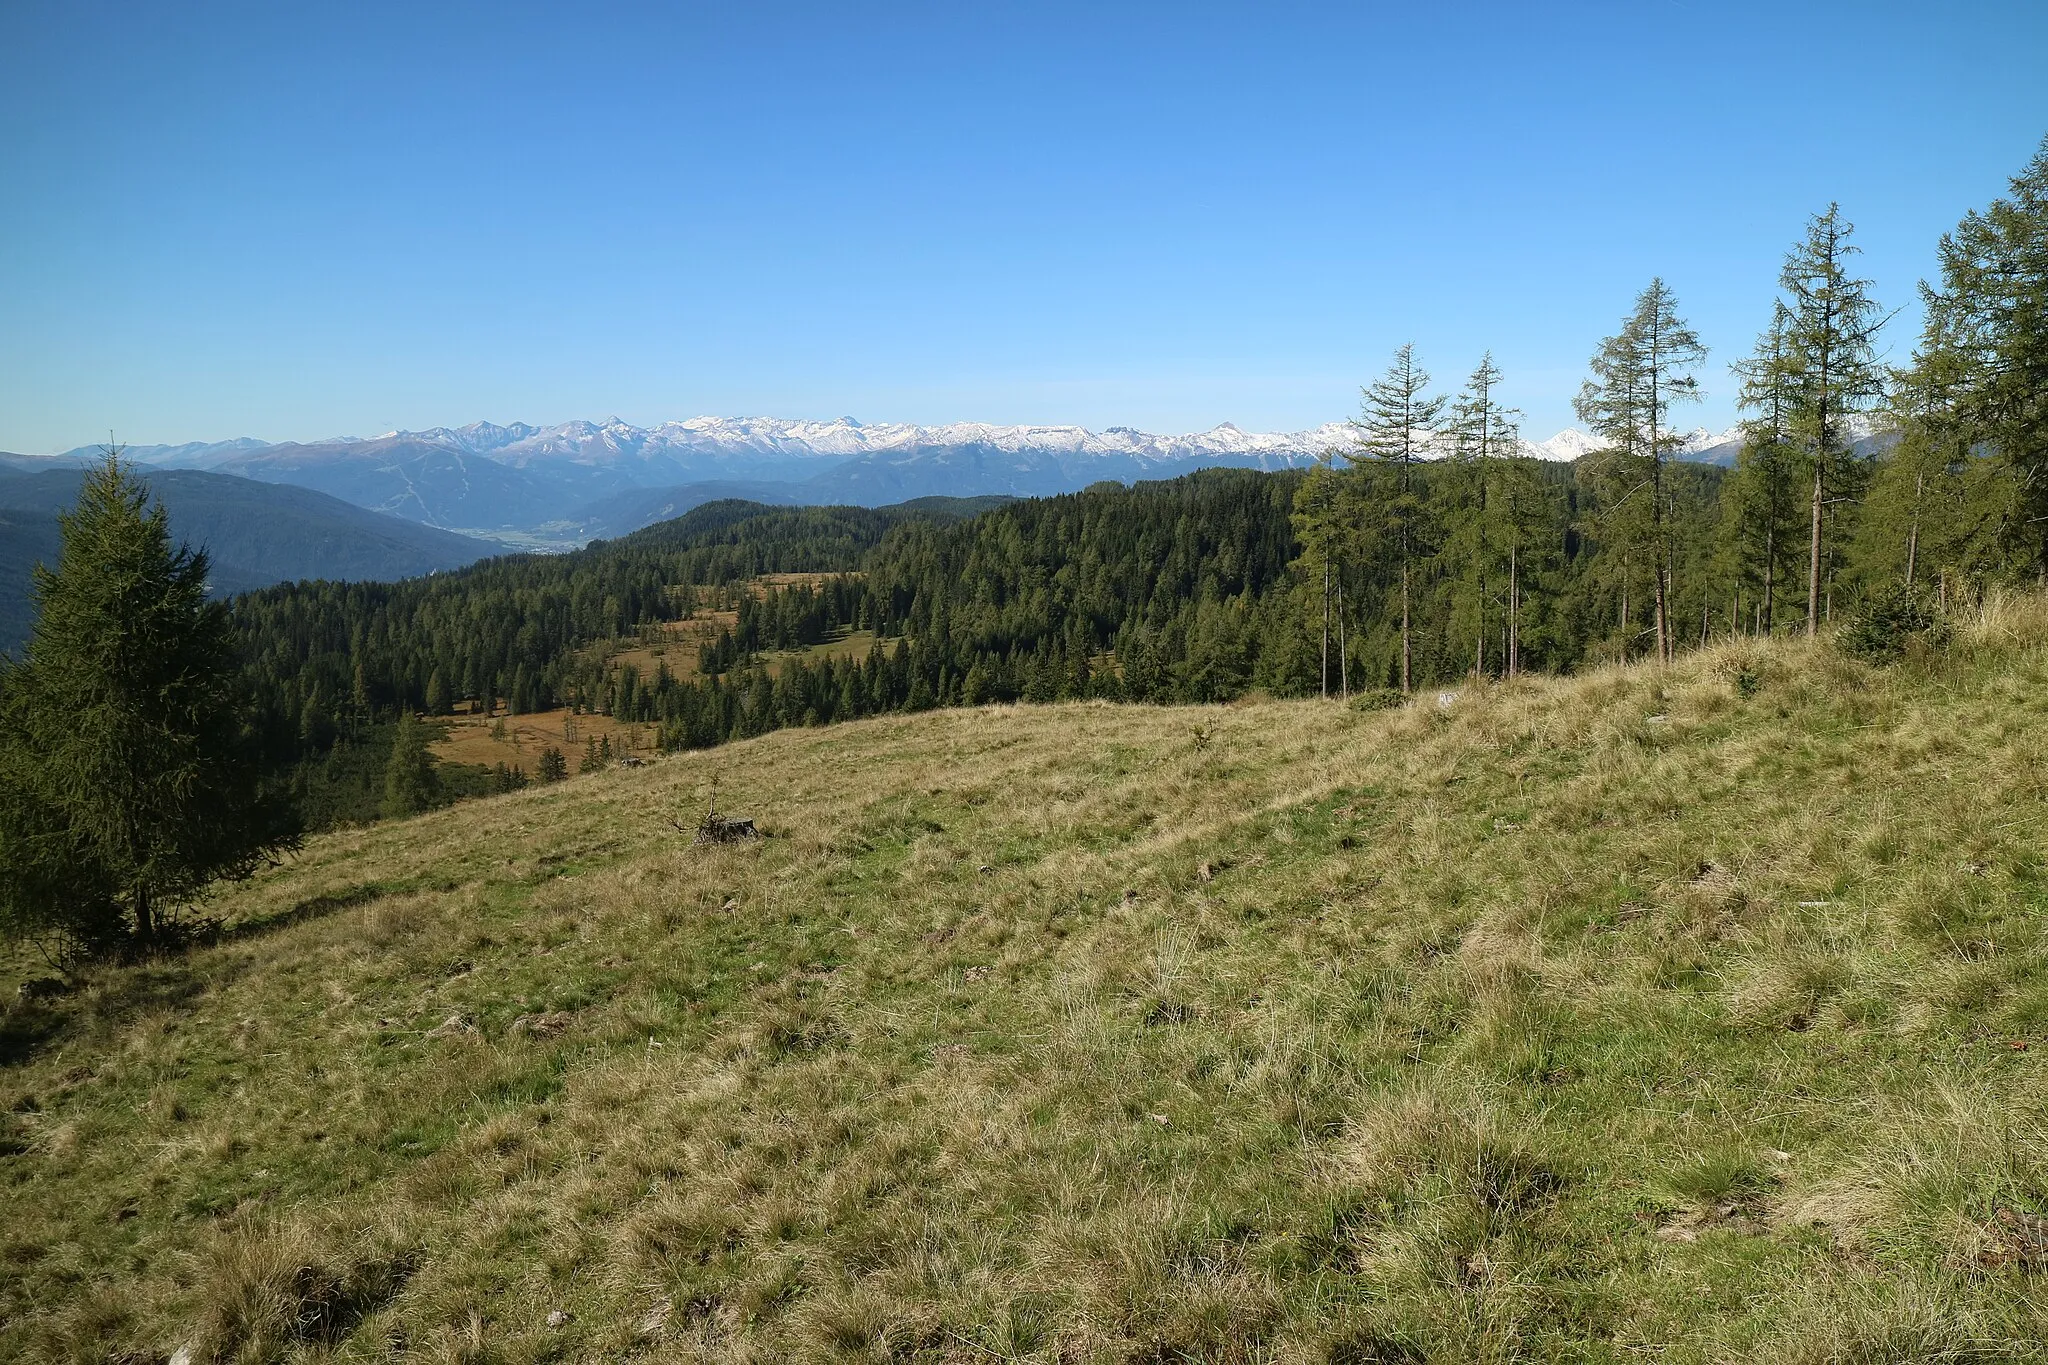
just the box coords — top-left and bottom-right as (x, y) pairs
(3, 1), (2045, 452)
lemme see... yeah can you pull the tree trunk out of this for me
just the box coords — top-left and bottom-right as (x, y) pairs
(1654, 567), (1669, 666)
(1807, 459), (1825, 638)
(1336, 568), (1349, 701)
(1508, 546), (1519, 678)
(1320, 562), (1330, 699)
(1400, 559), (1411, 694)
(1619, 568), (1630, 662)
(1905, 470), (1924, 589)
(1399, 445), (1413, 693)
(1762, 516), (1776, 635)
(1475, 583), (1484, 680)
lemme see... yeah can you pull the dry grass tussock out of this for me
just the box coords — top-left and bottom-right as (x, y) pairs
(8, 600), (2048, 1361)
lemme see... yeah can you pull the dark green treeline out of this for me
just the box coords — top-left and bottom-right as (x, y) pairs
(234, 460), (1725, 775)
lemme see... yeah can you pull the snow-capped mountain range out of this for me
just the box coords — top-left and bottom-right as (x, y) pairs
(84, 415), (1747, 471)
(23, 415), (1762, 546)
(369, 415), (1757, 466)
(341, 415), (1374, 467)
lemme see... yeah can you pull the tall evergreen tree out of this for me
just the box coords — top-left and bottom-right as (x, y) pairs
(1855, 343), (1994, 598)
(381, 711), (441, 817)
(1729, 302), (1806, 632)
(1490, 448), (1556, 677)
(1350, 344), (1446, 691)
(1289, 454), (1348, 698)
(0, 454), (299, 954)
(1915, 136), (2048, 576)
(1575, 279), (1707, 662)
(1778, 205), (1888, 635)
(1444, 354), (1519, 676)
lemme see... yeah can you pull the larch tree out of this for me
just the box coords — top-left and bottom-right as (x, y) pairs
(1490, 440), (1555, 678)
(1288, 453), (1350, 697)
(0, 453), (300, 957)
(1729, 302), (1805, 632)
(1444, 353), (1520, 676)
(1916, 136), (2048, 577)
(1857, 341), (1991, 599)
(1350, 344), (1446, 692)
(1575, 278), (1707, 663)
(1778, 205), (1888, 635)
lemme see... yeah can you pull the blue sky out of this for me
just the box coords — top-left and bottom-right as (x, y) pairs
(2, 1), (2044, 452)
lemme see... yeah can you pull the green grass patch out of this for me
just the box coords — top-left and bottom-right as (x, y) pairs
(9, 605), (2048, 1360)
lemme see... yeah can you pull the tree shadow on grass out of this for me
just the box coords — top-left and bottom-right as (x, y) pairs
(214, 883), (391, 945)
(0, 883), (390, 1069)
(0, 964), (210, 1069)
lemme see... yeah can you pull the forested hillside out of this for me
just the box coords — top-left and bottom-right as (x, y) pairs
(229, 457), (1719, 760)
(230, 499), (1004, 803)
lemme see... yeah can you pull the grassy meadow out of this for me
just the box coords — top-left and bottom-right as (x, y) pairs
(7, 597), (2048, 1362)
(429, 709), (658, 772)
(431, 573), (877, 771)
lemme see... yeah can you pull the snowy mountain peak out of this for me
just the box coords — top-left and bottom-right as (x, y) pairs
(291, 415), (1712, 470)
(79, 415), (1766, 485)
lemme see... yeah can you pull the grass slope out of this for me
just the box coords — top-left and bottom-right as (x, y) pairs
(8, 602), (2048, 1363)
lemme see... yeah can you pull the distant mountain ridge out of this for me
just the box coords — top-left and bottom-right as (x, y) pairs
(30, 418), (1366, 541)
(0, 468), (495, 653)
(22, 413), (1885, 544)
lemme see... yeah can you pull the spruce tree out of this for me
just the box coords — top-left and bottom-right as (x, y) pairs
(1350, 344), (1446, 692)
(0, 453), (299, 954)
(1778, 206), (1888, 635)
(1575, 279), (1707, 662)
(381, 711), (441, 817)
